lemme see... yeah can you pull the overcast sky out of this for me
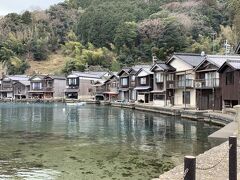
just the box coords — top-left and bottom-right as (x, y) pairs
(0, 0), (64, 15)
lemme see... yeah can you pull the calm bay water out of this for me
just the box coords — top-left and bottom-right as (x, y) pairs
(0, 103), (221, 180)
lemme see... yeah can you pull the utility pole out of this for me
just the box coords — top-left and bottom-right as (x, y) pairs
(211, 32), (216, 54)
(225, 40), (231, 55)
(184, 70), (187, 110)
(212, 77), (215, 112)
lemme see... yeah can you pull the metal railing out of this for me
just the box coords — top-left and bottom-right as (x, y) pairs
(175, 79), (194, 88)
(195, 78), (220, 88)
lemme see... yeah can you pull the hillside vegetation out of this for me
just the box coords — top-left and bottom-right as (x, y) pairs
(0, 0), (239, 75)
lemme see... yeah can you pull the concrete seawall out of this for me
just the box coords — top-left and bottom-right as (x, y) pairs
(110, 102), (234, 127)
(108, 102), (238, 179)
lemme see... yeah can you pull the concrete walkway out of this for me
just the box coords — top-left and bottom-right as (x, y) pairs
(209, 121), (237, 139)
(155, 140), (240, 180)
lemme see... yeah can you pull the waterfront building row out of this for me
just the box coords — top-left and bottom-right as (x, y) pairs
(2, 51), (240, 111)
(92, 53), (240, 111)
(0, 72), (112, 100)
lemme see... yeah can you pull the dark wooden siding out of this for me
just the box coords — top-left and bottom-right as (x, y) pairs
(196, 89), (222, 110)
(220, 68), (240, 102)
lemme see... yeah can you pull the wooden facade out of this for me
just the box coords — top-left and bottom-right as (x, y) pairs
(13, 81), (30, 99)
(0, 75), (30, 99)
(118, 68), (131, 102)
(134, 67), (153, 103)
(29, 75), (55, 99)
(29, 75), (66, 99)
(150, 63), (175, 106)
(102, 75), (119, 101)
(195, 59), (222, 110)
(218, 60), (240, 108)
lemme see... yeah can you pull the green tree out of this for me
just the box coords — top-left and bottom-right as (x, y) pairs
(21, 11), (32, 25)
(62, 59), (85, 74)
(31, 38), (49, 60)
(0, 47), (14, 67)
(114, 22), (137, 52)
(7, 57), (30, 75)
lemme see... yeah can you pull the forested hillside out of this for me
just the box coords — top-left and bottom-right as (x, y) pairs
(0, 0), (239, 75)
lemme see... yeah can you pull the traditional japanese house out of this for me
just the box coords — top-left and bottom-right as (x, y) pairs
(0, 75), (29, 99)
(218, 59), (240, 108)
(117, 68), (131, 102)
(102, 74), (119, 101)
(13, 80), (30, 99)
(194, 55), (240, 110)
(134, 66), (153, 103)
(29, 75), (66, 99)
(166, 53), (205, 108)
(128, 65), (152, 102)
(150, 62), (175, 106)
(65, 71), (111, 100)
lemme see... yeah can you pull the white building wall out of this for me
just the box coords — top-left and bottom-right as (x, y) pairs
(174, 89), (196, 108)
(7, 92), (13, 98)
(169, 58), (192, 71)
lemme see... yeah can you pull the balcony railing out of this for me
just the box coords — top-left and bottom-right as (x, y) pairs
(31, 87), (53, 91)
(195, 78), (219, 88)
(175, 79), (194, 88)
(0, 87), (13, 91)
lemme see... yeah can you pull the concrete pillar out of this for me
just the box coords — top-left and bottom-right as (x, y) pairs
(233, 105), (240, 137)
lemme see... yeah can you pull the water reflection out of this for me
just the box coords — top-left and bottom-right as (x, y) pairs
(0, 103), (220, 148)
(0, 103), (221, 179)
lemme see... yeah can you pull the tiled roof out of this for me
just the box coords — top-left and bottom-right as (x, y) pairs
(206, 55), (240, 67)
(131, 65), (152, 72)
(151, 62), (175, 71)
(173, 53), (205, 67)
(49, 75), (66, 80)
(226, 60), (240, 69)
(18, 80), (30, 86)
(140, 67), (154, 75)
(8, 75), (29, 81)
(117, 68), (131, 76)
(218, 59), (240, 72)
(70, 71), (109, 79)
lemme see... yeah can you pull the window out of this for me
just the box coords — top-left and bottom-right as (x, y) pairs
(177, 74), (193, 87)
(205, 72), (219, 87)
(140, 77), (146, 85)
(46, 80), (53, 87)
(183, 91), (190, 104)
(156, 73), (164, 82)
(121, 78), (128, 86)
(226, 72), (234, 85)
(32, 82), (42, 90)
(131, 75), (135, 81)
(68, 78), (77, 86)
(167, 74), (174, 81)
(112, 82), (117, 87)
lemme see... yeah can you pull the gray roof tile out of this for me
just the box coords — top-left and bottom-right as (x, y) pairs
(174, 53), (205, 67)
(206, 55), (240, 67)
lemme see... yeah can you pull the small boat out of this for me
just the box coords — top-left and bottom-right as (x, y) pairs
(66, 102), (86, 106)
